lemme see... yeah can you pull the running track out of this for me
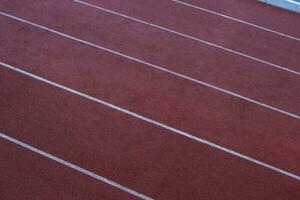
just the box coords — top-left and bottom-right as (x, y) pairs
(0, 0), (300, 199)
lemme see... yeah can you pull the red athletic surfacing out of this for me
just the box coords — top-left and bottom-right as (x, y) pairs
(0, 0), (299, 199)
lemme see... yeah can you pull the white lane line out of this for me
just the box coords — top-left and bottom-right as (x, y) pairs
(0, 133), (153, 200)
(72, 0), (300, 76)
(0, 12), (299, 120)
(1, 61), (300, 182)
(172, 0), (300, 42)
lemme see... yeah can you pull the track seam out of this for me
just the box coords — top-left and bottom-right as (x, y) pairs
(0, 11), (299, 120)
(1, 61), (299, 181)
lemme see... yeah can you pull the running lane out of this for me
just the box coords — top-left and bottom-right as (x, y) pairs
(0, 16), (300, 176)
(3, 1), (300, 115)
(1, 67), (300, 199)
(0, 139), (138, 200)
(171, 0), (300, 38)
(0, 0), (300, 116)
(72, 0), (300, 71)
(169, 0), (300, 39)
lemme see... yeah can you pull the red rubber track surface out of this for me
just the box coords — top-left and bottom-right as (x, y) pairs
(82, 0), (300, 71)
(0, 139), (136, 200)
(171, 0), (300, 38)
(0, 0), (299, 199)
(1, 0), (300, 113)
(1, 67), (300, 199)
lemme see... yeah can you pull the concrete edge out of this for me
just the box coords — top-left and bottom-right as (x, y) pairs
(257, 0), (300, 14)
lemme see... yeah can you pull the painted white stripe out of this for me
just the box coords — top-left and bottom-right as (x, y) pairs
(286, 0), (300, 6)
(1, 61), (300, 182)
(172, 0), (300, 41)
(72, 0), (300, 76)
(0, 133), (153, 200)
(0, 12), (299, 120)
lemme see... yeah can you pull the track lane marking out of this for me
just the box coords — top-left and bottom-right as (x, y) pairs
(1, 61), (299, 181)
(0, 11), (299, 120)
(71, 0), (300, 76)
(0, 133), (153, 200)
(171, 0), (300, 42)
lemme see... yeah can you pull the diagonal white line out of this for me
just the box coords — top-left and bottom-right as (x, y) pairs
(286, 0), (300, 6)
(0, 133), (153, 200)
(71, 0), (300, 76)
(0, 61), (300, 181)
(0, 11), (299, 120)
(171, 0), (300, 42)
